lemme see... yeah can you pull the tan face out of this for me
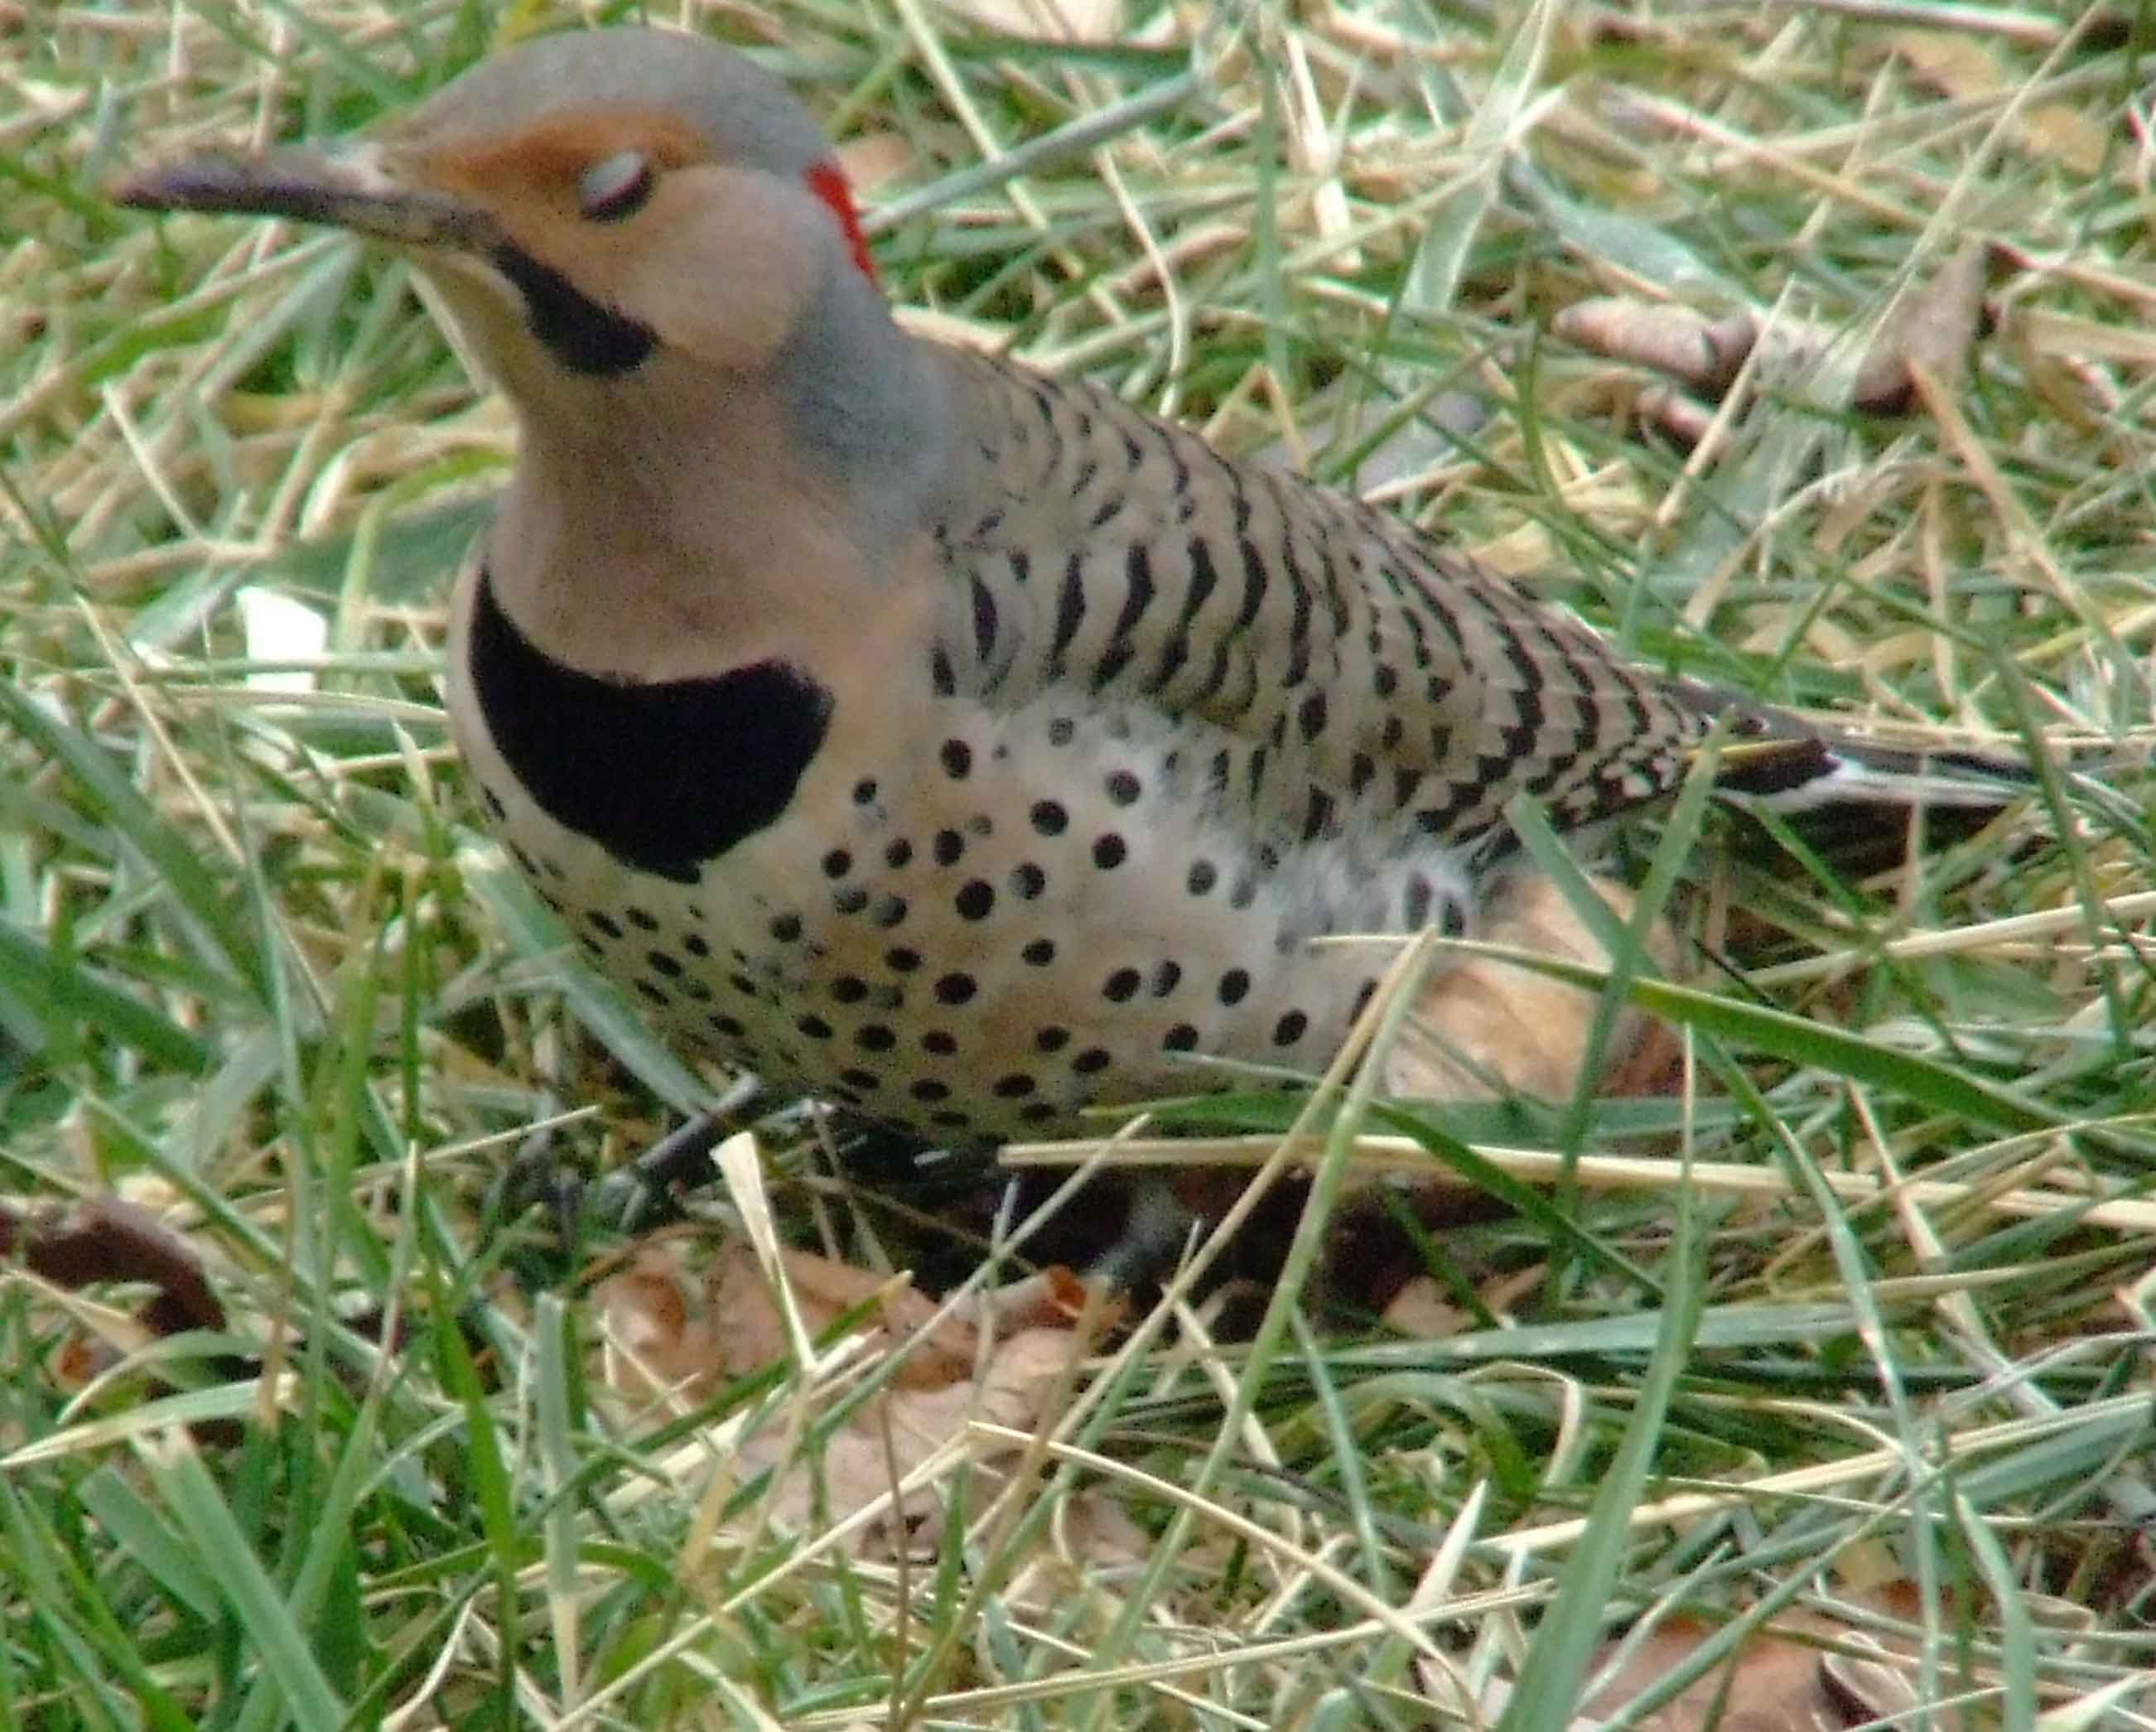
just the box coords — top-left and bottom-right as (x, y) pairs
(422, 108), (839, 375)
(117, 89), (868, 385)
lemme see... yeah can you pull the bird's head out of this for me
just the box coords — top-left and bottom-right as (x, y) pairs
(116, 28), (887, 398)
(117, 27), (948, 566)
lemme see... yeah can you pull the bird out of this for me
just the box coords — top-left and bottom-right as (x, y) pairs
(112, 27), (2022, 1159)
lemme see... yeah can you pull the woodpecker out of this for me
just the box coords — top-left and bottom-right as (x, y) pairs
(114, 27), (2019, 1151)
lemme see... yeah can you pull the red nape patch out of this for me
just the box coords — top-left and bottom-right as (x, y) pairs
(805, 162), (877, 284)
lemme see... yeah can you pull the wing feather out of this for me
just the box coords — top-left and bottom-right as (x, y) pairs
(928, 349), (1720, 850)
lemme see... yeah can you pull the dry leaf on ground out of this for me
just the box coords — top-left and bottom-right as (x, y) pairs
(1556, 241), (2004, 431)
(1888, 31), (2105, 175)
(596, 1239), (1137, 1561)
(1382, 871), (1681, 1105)
(1553, 302), (1759, 402)
(1382, 1262), (1543, 1338)
(1471, 1585), (1972, 1732)
(8, 1194), (241, 1437)
(1125, 869), (1681, 1305)
(596, 1237), (1088, 1402)
(1850, 242), (1998, 413)
(742, 1320), (1075, 1546)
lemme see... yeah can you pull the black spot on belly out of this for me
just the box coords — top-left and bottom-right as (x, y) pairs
(467, 568), (832, 883)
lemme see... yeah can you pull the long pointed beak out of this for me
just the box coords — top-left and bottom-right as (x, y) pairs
(112, 141), (490, 249)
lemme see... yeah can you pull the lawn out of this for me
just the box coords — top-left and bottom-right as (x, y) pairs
(2, 1), (2152, 1726)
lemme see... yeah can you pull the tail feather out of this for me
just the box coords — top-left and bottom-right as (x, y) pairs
(1715, 734), (2038, 816)
(1679, 697), (2057, 873)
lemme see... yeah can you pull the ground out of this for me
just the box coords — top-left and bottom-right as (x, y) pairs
(2, 2), (2152, 1727)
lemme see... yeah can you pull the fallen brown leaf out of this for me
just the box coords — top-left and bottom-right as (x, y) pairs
(596, 1244), (732, 1399)
(1557, 243), (2007, 427)
(597, 1238), (1007, 1402)
(4, 1194), (410, 1446)
(1888, 31), (2107, 175)
(1634, 382), (1717, 447)
(1379, 1277), (1469, 1337)
(596, 1238), (1131, 1556)
(1474, 1585), (1971, 1731)
(1851, 242), (1999, 413)
(1552, 300), (1758, 400)
(2019, 104), (2106, 177)
(1382, 871), (1681, 1105)
(2, 1194), (228, 1344)
(1381, 1253), (1546, 1338)
(743, 1322), (1073, 1548)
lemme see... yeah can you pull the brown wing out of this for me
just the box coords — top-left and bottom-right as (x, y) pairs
(926, 347), (1719, 850)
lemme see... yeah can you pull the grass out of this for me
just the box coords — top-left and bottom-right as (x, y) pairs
(4, 0), (2155, 1725)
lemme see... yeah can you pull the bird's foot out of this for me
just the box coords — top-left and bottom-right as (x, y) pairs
(486, 1075), (769, 1277)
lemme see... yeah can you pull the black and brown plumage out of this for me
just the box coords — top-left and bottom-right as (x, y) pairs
(114, 27), (2017, 1150)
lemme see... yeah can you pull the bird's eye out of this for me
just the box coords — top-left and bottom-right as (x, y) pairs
(578, 151), (654, 222)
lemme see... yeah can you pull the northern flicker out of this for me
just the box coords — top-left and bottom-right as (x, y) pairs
(114, 28), (2014, 1154)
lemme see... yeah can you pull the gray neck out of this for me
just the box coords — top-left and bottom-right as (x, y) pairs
(769, 263), (952, 540)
